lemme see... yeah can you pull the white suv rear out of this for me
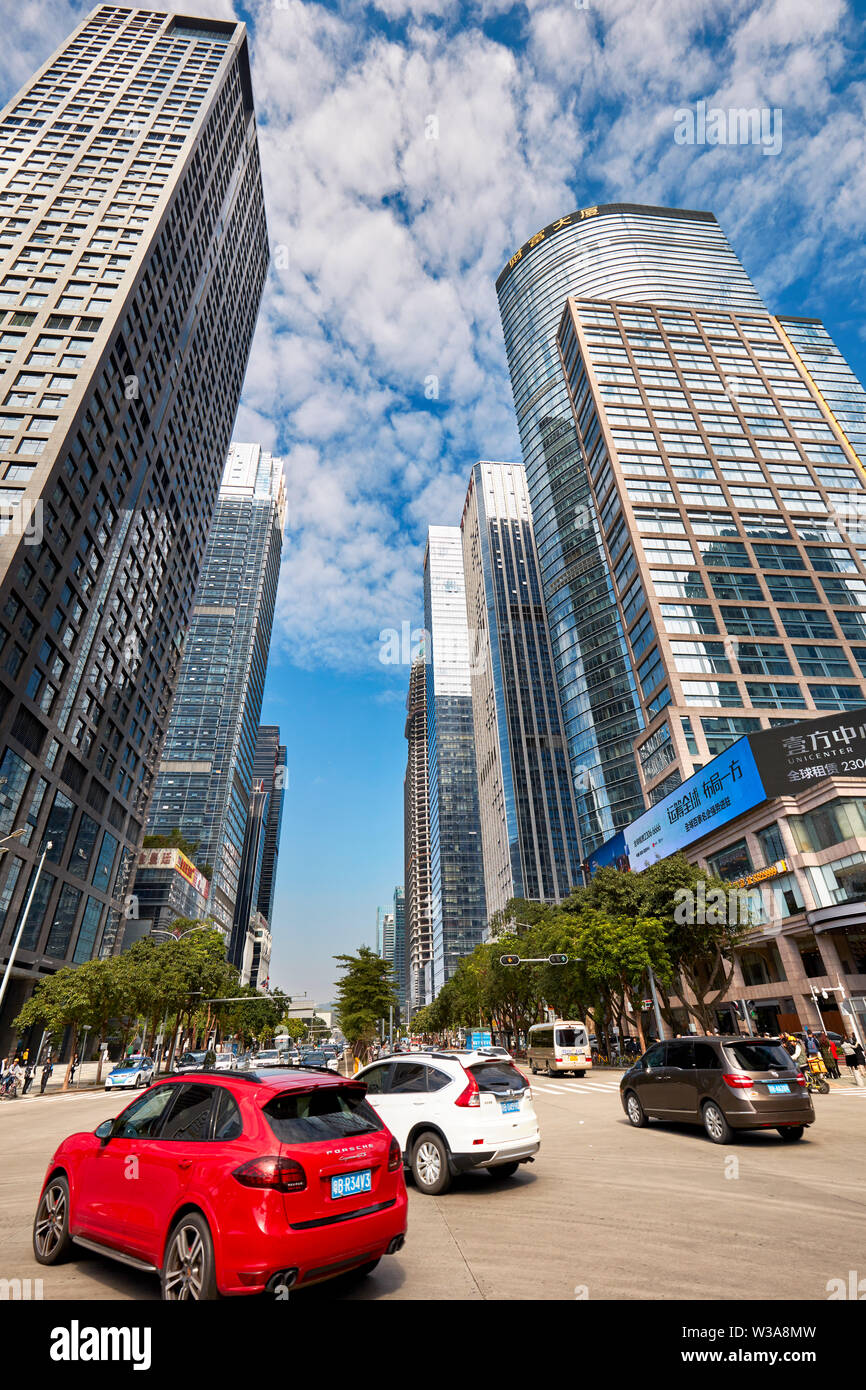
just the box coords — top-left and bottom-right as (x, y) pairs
(356, 1051), (540, 1194)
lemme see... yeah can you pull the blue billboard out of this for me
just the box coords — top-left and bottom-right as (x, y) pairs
(587, 736), (768, 875)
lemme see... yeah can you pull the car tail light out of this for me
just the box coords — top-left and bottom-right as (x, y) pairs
(795, 1073), (807, 1087)
(454, 1071), (480, 1107)
(387, 1136), (401, 1171)
(232, 1156), (306, 1193)
(722, 1072), (753, 1090)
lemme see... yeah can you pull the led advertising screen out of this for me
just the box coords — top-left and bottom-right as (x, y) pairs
(749, 708), (866, 796)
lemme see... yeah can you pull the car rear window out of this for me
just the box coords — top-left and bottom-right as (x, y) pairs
(265, 1087), (383, 1144)
(555, 1027), (588, 1048)
(468, 1062), (528, 1093)
(724, 1041), (797, 1072)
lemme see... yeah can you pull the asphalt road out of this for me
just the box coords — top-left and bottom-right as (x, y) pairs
(2, 1074), (864, 1301)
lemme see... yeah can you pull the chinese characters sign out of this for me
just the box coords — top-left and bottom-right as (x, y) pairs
(750, 712), (866, 795)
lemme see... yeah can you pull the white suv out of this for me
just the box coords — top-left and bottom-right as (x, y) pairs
(356, 1050), (540, 1195)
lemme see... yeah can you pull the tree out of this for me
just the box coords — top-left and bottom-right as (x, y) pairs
(333, 947), (397, 1057)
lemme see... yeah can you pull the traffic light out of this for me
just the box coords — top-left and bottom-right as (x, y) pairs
(548, 954), (569, 965)
(499, 954), (521, 966)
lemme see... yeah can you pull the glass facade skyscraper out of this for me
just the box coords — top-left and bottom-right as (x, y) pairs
(497, 204), (776, 852)
(403, 656), (432, 1012)
(423, 525), (486, 994)
(544, 212), (866, 810)
(392, 883), (406, 1020)
(461, 460), (583, 917)
(0, 7), (268, 1051)
(143, 443), (286, 943)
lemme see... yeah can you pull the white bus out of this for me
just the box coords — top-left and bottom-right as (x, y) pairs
(527, 1020), (593, 1077)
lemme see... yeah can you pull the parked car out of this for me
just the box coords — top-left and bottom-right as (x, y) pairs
(356, 1050), (539, 1195)
(104, 1055), (154, 1091)
(33, 1069), (407, 1299)
(620, 1036), (816, 1144)
(212, 1053), (235, 1071)
(300, 1050), (340, 1073)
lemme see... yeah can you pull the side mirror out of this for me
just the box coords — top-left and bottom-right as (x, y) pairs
(95, 1118), (115, 1144)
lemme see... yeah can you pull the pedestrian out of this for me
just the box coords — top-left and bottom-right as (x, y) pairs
(804, 1028), (819, 1057)
(22, 1061), (35, 1095)
(852, 1036), (866, 1079)
(39, 1058), (53, 1094)
(69, 1052), (80, 1084)
(822, 1033), (840, 1079)
(818, 1033), (834, 1077)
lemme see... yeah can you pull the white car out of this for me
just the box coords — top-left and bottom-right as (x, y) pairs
(356, 1050), (540, 1195)
(104, 1055), (154, 1091)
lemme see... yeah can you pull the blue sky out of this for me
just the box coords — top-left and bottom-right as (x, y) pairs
(4, 0), (866, 1001)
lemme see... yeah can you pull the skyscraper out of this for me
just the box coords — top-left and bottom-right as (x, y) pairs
(423, 526), (486, 994)
(376, 907), (395, 961)
(404, 656), (432, 1013)
(392, 883), (406, 1020)
(253, 725), (286, 929)
(461, 460), (583, 918)
(496, 204), (774, 852)
(557, 286), (866, 806)
(143, 443), (286, 952)
(0, 7), (268, 1050)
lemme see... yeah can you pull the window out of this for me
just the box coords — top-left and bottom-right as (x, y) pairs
(693, 1043), (722, 1070)
(707, 839), (752, 882)
(354, 1063), (390, 1094)
(160, 1083), (215, 1141)
(389, 1063), (429, 1094)
(757, 823), (786, 863)
(665, 1040), (695, 1068)
(213, 1088), (243, 1140)
(469, 1061), (529, 1093)
(115, 1084), (177, 1138)
(264, 1087), (383, 1143)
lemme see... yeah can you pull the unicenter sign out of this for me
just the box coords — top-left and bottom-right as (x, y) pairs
(587, 706), (866, 875)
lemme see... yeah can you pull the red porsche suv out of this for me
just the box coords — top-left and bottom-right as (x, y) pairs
(33, 1068), (407, 1299)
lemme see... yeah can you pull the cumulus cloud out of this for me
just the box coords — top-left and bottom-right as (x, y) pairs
(3, 0), (865, 677)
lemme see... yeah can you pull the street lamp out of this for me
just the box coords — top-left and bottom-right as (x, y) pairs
(0, 838), (53, 1015)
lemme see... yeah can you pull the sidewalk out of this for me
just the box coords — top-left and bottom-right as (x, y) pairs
(6, 1058), (168, 1099)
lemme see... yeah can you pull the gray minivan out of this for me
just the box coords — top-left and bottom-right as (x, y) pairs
(620, 1036), (815, 1143)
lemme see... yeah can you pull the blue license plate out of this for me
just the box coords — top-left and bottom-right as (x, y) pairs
(331, 1169), (372, 1199)
(767, 1083), (790, 1094)
(500, 1100), (520, 1113)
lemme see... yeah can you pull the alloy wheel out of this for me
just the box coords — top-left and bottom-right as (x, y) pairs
(34, 1182), (67, 1259)
(416, 1141), (442, 1186)
(705, 1105), (724, 1140)
(627, 1095), (641, 1124)
(163, 1224), (206, 1300)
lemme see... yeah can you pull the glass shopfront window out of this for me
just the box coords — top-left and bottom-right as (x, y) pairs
(790, 799), (866, 853)
(707, 838), (752, 882)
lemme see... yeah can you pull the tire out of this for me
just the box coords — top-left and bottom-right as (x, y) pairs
(545, 1059), (554, 1077)
(347, 1257), (381, 1280)
(817, 1078), (830, 1095)
(530, 1059), (537, 1075)
(487, 1161), (519, 1179)
(624, 1090), (648, 1128)
(33, 1175), (73, 1265)
(778, 1125), (805, 1142)
(575, 1070), (586, 1079)
(702, 1101), (733, 1145)
(161, 1212), (218, 1300)
(411, 1132), (452, 1195)
(134, 1074), (143, 1088)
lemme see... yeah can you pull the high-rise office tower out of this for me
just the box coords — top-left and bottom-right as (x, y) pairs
(461, 461), (583, 918)
(423, 526), (487, 994)
(497, 203), (866, 816)
(0, 6), (268, 1049)
(403, 656), (432, 1013)
(392, 883), (406, 1020)
(230, 724), (285, 974)
(557, 286), (866, 808)
(143, 443), (286, 952)
(496, 204), (778, 853)
(376, 907), (395, 961)
(254, 726), (286, 929)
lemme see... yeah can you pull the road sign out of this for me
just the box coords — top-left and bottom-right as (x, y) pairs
(469, 1030), (492, 1050)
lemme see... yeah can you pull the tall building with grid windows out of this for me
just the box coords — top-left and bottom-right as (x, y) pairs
(142, 444), (286, 944)
(496, 204), (767, 855)
(0, 7), (268, 1054)
(461, 460), (583, 919)
(404, 656), (432, 1013)
(423, 526), (487, 995)
(392, 883), (406, 1021)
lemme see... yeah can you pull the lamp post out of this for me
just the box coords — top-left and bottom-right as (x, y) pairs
(0, 837), (52, 1017)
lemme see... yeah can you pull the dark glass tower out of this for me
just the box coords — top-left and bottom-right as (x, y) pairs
(142, 443), (286, 945)
(231, 723), (285, 972)
(0, 7), (268, 1052)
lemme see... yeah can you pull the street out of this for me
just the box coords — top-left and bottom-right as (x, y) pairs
(2, 1074), (864, 1301)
